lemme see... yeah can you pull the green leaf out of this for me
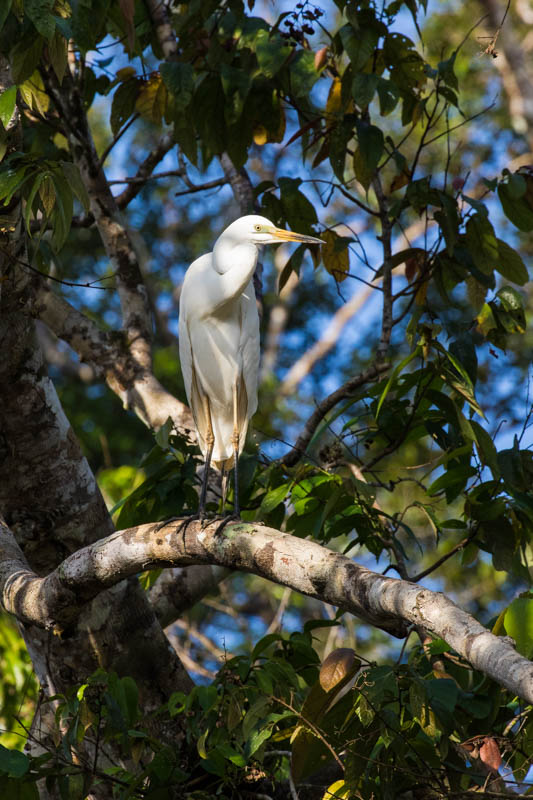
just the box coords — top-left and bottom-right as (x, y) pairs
(216, 743), (246, 766)
(260, 484), (290, 514)
(61, 161), (90, 213)
(110, 79), (139, 136)
(0, 0), (12, 33)
(0, 745), (29, 778)
(48, 29), (68, 83)
(504, 595), (533, 658)
(25, 0), (56, 39)
(498, 284), (524, 312)
(0, 162), (33, 205)
(351, 72), (378, 108)
(427, 465), (477, 496)
(328, 114), (355, 184)
(495, 239), (529, 285)
(464, 214), (498, 275)
(120, 676), (139, 726)
(251, 633), (283, 660)
(376, 346), (420, 419)
(498, 438), (528, 492)
(376, 78), (400, 116)
(498, 181), (533, 231)
(196, 684), (218, 712)
(437, 342), (485, 418)
(24, 171), (45, 234)
(437, 53), (458, 89)
(193, 75), (227, 156)
(0, 87), (16, 129)
(50, 171), (73, 250)
(247, 726), (273, 756)
(354, 122), (384, 191)
(339, 21), (379, 71)
(255, 29), (291, 78)
(160, 62), (194, 112)
(10, 36), (44, 84)
(470, 421), (500, 479)
(285, 50), (319, 97)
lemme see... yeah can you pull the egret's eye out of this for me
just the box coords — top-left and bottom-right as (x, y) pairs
(254, 224), (262, 231)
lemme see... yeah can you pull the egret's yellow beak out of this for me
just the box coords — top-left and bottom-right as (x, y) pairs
(270, 227), (324, 245)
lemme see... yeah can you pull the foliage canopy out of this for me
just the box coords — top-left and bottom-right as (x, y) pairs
(0, 0), (533, 798)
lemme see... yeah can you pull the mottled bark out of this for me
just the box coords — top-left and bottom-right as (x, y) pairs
(42, 66), (152, 371)
(0, 54), (192, 800)
(2, 516), (532, 706)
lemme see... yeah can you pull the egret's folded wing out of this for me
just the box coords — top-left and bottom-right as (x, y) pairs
(178, 312), (193, 410)
(179, 314), (209, 457)
(240, 282), (260, 422)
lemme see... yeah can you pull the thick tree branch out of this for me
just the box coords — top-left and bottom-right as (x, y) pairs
(43, 68), (153, 372)
(33, 278), (193, 432)
(1, 50), (193, 712)
(281, 362), (390, 467)
(2, 516), (532, 705)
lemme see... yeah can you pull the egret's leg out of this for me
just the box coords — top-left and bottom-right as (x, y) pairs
(231, 381), (241, 518)
(221, 466), (228, 514)
(199, 395), (215, 521)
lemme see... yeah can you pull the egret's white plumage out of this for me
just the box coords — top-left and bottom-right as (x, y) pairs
(179, 214), (322, 511)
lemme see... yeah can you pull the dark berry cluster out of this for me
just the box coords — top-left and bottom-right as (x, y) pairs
(281, 1), (324, 42)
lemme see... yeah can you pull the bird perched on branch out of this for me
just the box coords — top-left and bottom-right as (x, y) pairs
(179, 214), (323, 519)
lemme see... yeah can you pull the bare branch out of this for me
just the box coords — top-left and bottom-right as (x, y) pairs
(114, 134), (175, 208)
(218, 153), (256, 215)
(3, 515), (533, 704)
(146, 0), (179, 60)
(281, 362), (391, 468)
(280, 285), (374, 395)
(174, 176), (228, 197)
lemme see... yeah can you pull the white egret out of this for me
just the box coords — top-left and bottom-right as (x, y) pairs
(179, 214), (323, 518)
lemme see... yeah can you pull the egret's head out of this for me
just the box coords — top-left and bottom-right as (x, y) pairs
(222, 214), (324, 247)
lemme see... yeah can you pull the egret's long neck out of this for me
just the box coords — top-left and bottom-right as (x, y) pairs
(213, 237), (258, 304)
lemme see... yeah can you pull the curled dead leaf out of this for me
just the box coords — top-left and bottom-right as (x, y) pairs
(319, 648), (357, 692)
(314, 46), (328, 71)
(479, 737), (502, 773)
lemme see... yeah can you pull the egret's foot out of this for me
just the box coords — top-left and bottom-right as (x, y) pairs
(155, 515), (184, 533)
(156, 513), (208, 535)
(214, 512), (241, 537)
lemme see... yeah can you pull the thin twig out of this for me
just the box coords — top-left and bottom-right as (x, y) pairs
(98, 113), (140, 167)
(410, 528), (479, 583)
(281, 362), (391, 468)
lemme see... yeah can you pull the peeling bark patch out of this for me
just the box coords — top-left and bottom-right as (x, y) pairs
(310, 573), (327, 596)
(343, 562), (370, 608)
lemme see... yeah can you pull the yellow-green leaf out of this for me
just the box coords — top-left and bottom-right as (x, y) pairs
(135, 75), (167, 125)
(322, 229), (349, 282)
(19, 71), (49, 116)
